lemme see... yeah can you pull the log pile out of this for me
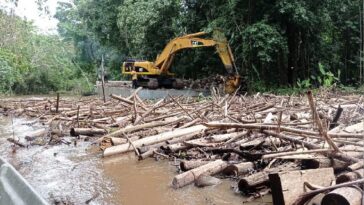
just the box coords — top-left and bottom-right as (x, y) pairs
(1, 88), (364, 204)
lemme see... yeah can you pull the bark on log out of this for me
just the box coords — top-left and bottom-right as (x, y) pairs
(321, 187), (362, 205)
(103, 124), (207, 157)
(222, 162), (254, 176)
(70, 128), (107, 136)
(172, 159), (227, 189)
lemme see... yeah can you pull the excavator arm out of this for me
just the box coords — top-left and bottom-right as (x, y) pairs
(154, 31), (238, 75)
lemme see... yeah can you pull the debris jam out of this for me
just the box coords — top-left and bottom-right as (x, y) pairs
(1, 89), (363, 205)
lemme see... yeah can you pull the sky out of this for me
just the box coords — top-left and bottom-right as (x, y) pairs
(0, 0), (61, 34)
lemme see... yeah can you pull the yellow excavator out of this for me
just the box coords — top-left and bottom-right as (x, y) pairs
(122, 31), (240, 94)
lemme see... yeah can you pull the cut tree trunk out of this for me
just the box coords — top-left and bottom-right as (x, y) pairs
(301, 157), (350, 171)
(238, 163), (299, 191)
(99, 117), (185, 141)
(222, 162), (254, 176)
(172, 159), (227, 189)
(103, 125), (207, 157)
(321, 186), (362, 205)
(180, 160), (210, 171)
(336, 169), (364, 184)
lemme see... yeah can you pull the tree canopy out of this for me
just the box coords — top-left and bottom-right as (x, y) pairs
(0, 0), (361, 94)
(55, 0), (362, 90)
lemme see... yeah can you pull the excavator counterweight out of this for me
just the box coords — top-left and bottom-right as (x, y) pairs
(122, 31), (240, 93)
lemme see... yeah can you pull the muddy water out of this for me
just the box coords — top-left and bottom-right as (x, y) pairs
(0, 115), (272, 205)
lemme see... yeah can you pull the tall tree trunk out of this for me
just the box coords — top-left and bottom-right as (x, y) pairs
(286, 22), (298, 85)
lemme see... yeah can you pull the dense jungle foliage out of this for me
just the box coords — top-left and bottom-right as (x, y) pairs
(0, 0), (362, 94)
(0, 10), (93, 94)
(55, 0), (362, 91)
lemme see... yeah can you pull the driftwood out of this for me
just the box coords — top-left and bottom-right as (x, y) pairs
(222, 162), (254, 176)
(321, 186), (362, 205)
(172, 159), (227, 188)
(70, 128), (107, 136)
(306, 91), (339, 151)
(103, 125), (207, 157)
(180, 160), (210, 171)
(2, 89), (364, 204)
(336, 169), (364, 183)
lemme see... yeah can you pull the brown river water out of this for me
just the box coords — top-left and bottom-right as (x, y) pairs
(0, 115), (272, 205)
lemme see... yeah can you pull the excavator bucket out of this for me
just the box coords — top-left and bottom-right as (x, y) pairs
(225, 75), (241, 94)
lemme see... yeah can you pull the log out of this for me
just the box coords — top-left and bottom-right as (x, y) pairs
(321, 187), (362, 205)
(7, 138), (26, 147)
(195, 175), (221, 187)
(164, 143), (191, 153)
(265, 130), (361, 164)
(99, 117), (185, 141)
(262, 149), (334, 159)
(133, 99), (164, 125)
(110, 94), (133, 105)
(329, 105), (343, 129)
(336, 169), (364, 184)
(138, 148), (157, 160)
(269, 168), (335, 205)
(349, 161), (364, 171)
(25, 128), (48, 139)
(238, 163), (299, 191)
(180, 160), (210, 171)
(206, 122), (364, 138)
(103, 124), (207, 157)
(56, 93), (60, 113)
(222, 162), (254, 176)
(70, 128), (107, 136)
(301, 157), (350, 170)
(172, 159), (227, 188)
(292, 179), (364, 205)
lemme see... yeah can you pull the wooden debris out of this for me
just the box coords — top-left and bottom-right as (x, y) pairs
(321, 187), (362, 205)
(2, 89), (364, 204)
(269, 168), (335, 205)
(172, 159), (227, 188)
